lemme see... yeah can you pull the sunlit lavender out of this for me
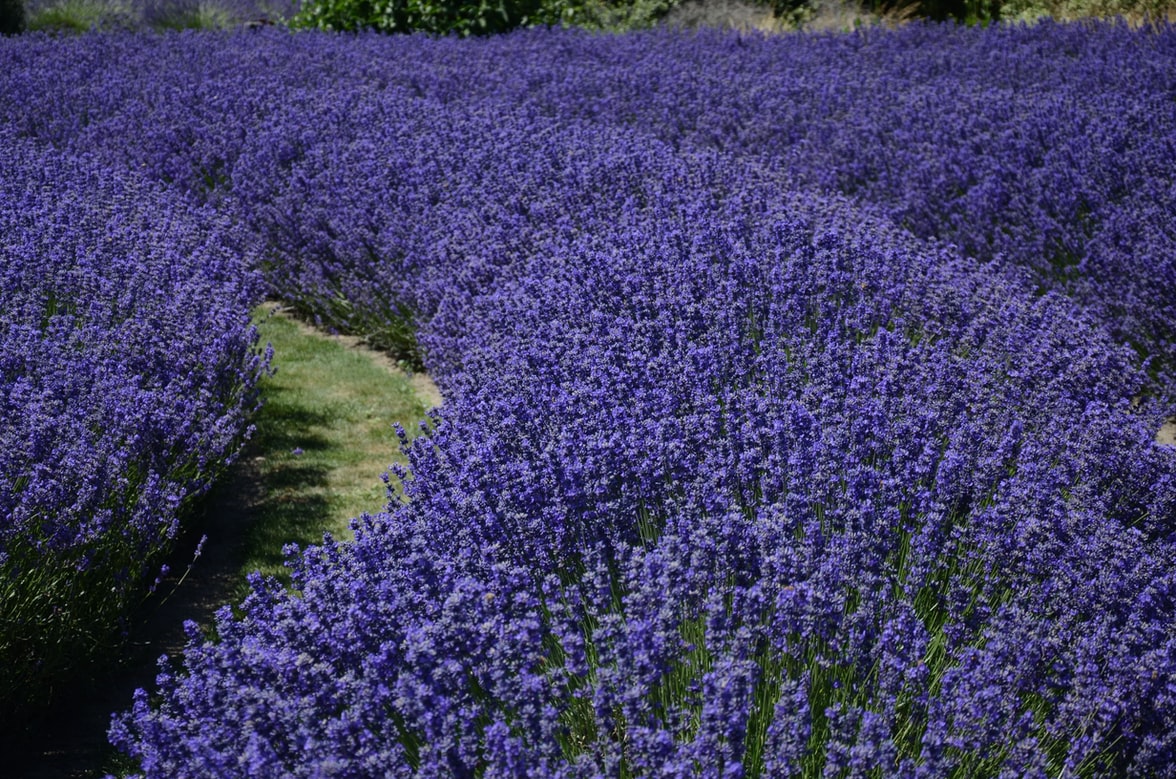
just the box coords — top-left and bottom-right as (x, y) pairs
(1, 19), (1174, 777)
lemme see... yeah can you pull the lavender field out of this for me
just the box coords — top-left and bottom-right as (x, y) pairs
(0, 128), (267, 723)
(2, 19), (1176, 777)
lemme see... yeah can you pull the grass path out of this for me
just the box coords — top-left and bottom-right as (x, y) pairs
(10, 302), (439, 779)
(237, 302), (440, 592)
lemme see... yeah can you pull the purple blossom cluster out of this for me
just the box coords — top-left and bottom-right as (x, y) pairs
(0, 130), (267, 717)
(2, 20), (1175, 776)
(3, 23), (1174, 385)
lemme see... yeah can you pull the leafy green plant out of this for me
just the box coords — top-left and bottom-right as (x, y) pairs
(291, 0), (691, 34)
(291, 0), (564, 35)
(569, 0), (678, 30)
(853, 0), (998, 24)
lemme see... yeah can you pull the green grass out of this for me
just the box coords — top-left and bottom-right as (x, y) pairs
(238, 302), (440, 593)
(148, 1), (236, 29)
(43, 304), (437, 778)
(25, 0), (135, 30)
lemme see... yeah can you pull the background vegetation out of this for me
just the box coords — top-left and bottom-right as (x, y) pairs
(0, 0), (24, 32)
(7, 0), (1173, 38)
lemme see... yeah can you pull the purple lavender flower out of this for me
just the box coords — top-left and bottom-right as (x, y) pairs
(0, 19), (1173, 777)
(0, 129), (267, 722)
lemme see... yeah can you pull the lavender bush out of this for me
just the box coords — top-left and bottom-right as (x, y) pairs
(1, 19), (1174, 776)
(111, 172), (1176, 774)
(7, 22), (1169, 391)
(0, 131), (267, 721)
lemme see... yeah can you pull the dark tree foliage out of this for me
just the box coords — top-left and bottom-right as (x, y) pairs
(0, 0), (24, 35)
(862, 0), (1002, 23)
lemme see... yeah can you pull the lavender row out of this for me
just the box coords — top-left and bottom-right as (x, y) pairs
(102, 80), (1176, 777)
(2, 22), (1173, 774)
(0, 132), (267, 719)
(1, 24), (1174, 389)
(113, 145), (1176, 773)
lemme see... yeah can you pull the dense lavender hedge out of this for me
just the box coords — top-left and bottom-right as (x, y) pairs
(1, 20), (1174, 777)
(112, 138), (1176, 776)
(2, 23), (1174, 387)
(0, 132), (267, 720)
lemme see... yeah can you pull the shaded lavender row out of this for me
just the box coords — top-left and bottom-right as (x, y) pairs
(0, 131), (267, 717)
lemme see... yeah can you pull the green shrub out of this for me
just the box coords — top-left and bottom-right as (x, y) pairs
(291, 0), (691, 34)
(853, 0), (998, 24)
(291, 0), (566, 34)
(0, 0), (25, 34)
(763, 0), (817, 24)
(569, 0), (679, 29)
(26, 0), (136, 32)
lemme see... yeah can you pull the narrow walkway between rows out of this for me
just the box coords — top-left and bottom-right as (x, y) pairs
(11, 303), (439, 778)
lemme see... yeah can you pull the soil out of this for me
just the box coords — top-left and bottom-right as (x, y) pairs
(1159, 417), (1176, 446)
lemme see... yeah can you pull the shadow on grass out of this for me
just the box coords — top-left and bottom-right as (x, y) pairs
(236, 454), (334, 594)
(6, 304), (439, 778)
(253, 403), (333, 447)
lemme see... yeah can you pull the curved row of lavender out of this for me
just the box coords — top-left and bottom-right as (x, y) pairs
(1, 20), (1174, 776)
(0, 131), (268, 720)
(3, 23), (1174, 387)
(116, 138), (1176, 775)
